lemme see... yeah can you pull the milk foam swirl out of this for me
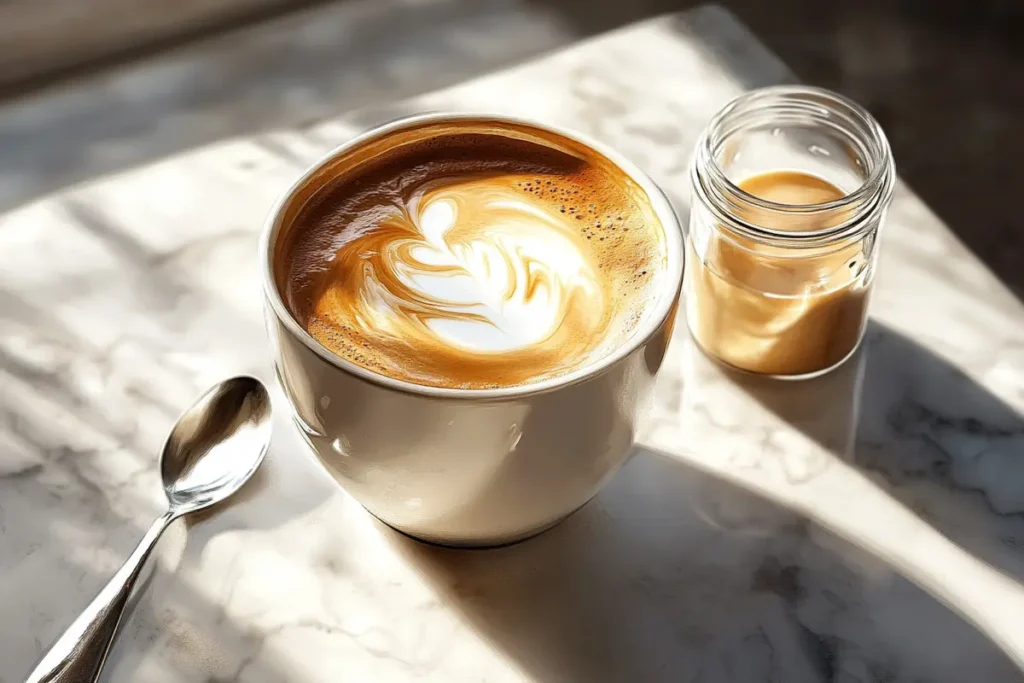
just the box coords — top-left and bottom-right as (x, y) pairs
(309, 176), (613, 383)
(285, 128), (667, 389)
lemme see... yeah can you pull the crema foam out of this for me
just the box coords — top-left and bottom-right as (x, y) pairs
(276, 125), (667, 389)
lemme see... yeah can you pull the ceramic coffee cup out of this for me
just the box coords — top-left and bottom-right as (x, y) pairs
(261, 113), (684, 547)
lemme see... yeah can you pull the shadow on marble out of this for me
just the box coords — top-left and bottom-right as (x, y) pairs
(4, 0), (1024, 305)
(0, 0), (582, 215)
(717, 320), (1024, 589)
(386, 446), (1021, 682)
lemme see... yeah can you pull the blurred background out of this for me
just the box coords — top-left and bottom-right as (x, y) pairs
(2, 0), (1021, 293)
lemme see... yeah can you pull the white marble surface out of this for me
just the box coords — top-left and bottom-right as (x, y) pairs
(3, 6), (1024, 682)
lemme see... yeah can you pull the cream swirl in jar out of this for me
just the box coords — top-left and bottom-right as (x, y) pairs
(279, 127), (667, 389)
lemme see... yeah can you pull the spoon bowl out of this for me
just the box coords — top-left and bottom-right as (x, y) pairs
(161, 376), (272, 513)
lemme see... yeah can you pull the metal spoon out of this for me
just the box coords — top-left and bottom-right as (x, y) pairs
(25, 376), (273, 683)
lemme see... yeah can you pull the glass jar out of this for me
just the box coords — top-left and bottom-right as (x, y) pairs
(686, 85), (895, 379)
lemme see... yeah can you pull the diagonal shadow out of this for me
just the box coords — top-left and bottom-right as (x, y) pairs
(385, 445), (1022, 682)
(703, 320), (1024, 590)
(0, 0), (584, 215)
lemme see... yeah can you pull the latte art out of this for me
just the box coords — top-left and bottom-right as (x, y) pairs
(317, 178), (607, 357)
(281, 127), (667, 388)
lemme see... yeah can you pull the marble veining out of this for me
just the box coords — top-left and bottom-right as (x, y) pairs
(2, 6), (1024, 682)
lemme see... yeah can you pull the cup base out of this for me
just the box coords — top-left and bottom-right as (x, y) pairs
(370, 506), (586, 549)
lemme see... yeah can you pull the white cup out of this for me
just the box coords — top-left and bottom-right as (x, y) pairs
(261, 113), (685, 546)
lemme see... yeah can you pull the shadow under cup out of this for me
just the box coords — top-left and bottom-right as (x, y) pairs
(260, 113), (685, 547)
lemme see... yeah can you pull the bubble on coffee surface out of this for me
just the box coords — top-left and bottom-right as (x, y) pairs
(281, 129), (666, 389)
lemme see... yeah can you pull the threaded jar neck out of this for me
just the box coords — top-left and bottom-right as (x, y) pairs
(691, 86), (895, 249)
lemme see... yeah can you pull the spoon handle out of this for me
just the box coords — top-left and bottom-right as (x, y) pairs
(25, 510), (176, 683)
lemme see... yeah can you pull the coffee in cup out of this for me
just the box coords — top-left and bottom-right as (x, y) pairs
(275, 124), (669, 389)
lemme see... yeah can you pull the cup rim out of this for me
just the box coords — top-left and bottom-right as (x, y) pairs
(260, 112), (685, 400)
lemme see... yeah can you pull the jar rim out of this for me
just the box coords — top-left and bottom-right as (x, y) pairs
(692, 85), (895, 247)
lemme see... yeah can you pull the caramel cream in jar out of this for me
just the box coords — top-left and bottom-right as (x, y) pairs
(686, 86), (895, 378)
(686, 171), (867, 376)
